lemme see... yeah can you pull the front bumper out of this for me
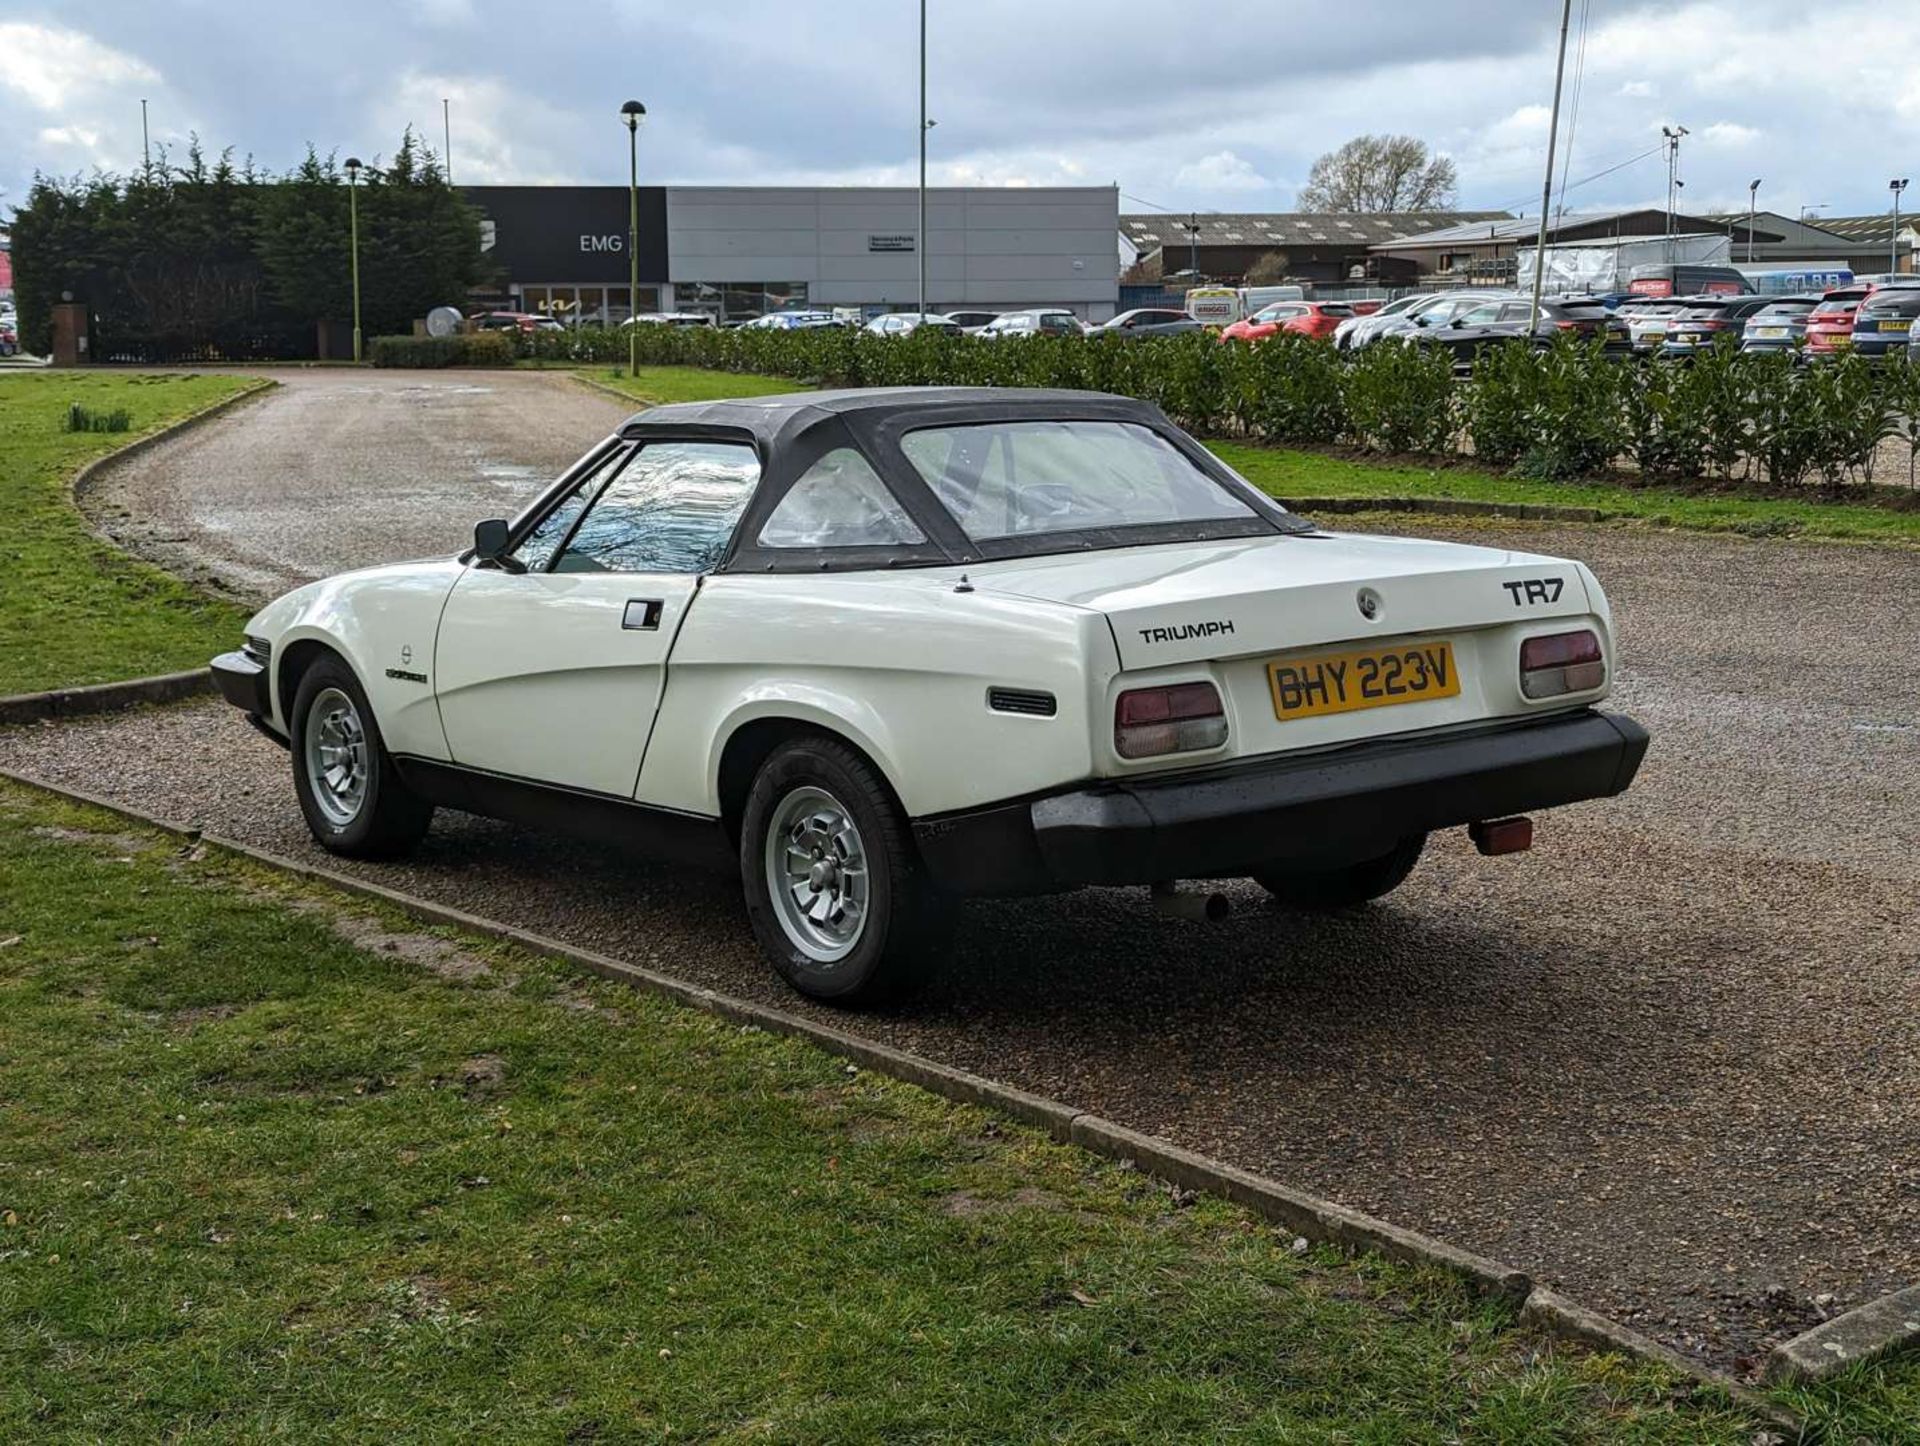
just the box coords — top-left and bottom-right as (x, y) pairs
(913, 708), (1648, 895)
(210, 648), (271, 717)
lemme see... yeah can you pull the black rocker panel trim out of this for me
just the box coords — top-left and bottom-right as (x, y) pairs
(391, 757), (735, 872)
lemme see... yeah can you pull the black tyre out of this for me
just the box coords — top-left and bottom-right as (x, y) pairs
(289, 655), (433, 859)
(740, 736), (936, 1005)
(1254, 833), (1426, 911)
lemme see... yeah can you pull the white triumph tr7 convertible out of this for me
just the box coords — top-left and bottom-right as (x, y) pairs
(212, 387), (1648, 1003)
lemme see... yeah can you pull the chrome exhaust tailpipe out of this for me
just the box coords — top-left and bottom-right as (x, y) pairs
(1150, 882), (1231, 922)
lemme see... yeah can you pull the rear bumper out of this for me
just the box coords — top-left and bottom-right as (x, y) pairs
(913, 708), (1648, 895)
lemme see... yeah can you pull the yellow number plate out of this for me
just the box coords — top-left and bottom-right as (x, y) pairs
(1882, 319), (1911, 333)
(1268, 641), (1461, 721)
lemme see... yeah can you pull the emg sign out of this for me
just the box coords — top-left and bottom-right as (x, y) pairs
(581, 234), (624, 253)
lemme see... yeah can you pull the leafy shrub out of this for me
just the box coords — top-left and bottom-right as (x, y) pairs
(369, 332), (515, 368)
(63, 402), (132, 433)
(1462, 341), (1540, 470)
(1341, 341), (1456, 454)
(521, 320), (1903, 496)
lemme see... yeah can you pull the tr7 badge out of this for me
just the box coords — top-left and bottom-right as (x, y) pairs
(1502, 577), (1565, 606)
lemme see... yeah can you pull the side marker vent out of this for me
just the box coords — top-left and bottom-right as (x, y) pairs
(988, 687), (1057, 717)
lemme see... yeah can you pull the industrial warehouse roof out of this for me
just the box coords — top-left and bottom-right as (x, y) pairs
(1700, 210), (1883, 250)
(1373, 206), (1784, 250)
(1120, 210), (1510, 249)
(1798, 213), (1916, 242)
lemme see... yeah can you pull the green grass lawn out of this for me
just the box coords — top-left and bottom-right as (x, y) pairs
(538, 363), (800, 405)
(0, 778), (1781, 1444)
(0, 372), (262, 695)
(1213, 443), (1920, 546)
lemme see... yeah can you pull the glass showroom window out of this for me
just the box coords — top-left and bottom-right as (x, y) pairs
(690, 281), (810, 323)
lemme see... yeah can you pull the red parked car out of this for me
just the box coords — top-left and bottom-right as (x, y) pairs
(1803, 288), (1867, 357)
(1220, 301), (1355, 343)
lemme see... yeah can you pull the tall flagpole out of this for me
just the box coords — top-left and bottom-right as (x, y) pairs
(1528, 0), (1574, 332)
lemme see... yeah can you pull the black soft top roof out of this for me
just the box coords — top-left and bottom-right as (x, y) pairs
(617, 386), (1164, 447)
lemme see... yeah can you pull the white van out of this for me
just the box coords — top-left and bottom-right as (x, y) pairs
(1239, 284), (1306, 310)
(1185, 287), (1242, 326)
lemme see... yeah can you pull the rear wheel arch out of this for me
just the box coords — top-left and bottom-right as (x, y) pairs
(716, 716), (907, 844)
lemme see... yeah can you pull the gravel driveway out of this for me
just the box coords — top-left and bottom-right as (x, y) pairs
(10, 371), (1920, 1376)
(81, 368), (632, 601)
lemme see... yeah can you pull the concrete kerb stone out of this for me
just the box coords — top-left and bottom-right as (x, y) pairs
(0, 668), (215, 727)
(1069, 1113), (1530, 1302)
(1767, 1283), (1920, 1386)
(0, 760), (1805, 1436)
(1523, 1287), (1805, 1435)
(0, 378), (278, 727)
(1282, 496), (1612, 524)
(67, 376), (278, 514)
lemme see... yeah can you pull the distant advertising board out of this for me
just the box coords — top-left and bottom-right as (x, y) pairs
(0, 249), (11, 292)
(868, 234), (916, 252)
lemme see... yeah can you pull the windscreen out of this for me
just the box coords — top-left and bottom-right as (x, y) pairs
(899, 420), (1258, 543)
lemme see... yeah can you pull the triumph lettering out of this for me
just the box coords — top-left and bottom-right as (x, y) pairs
(1136, 620), (1236, 644)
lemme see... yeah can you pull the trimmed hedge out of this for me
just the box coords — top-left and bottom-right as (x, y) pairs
(369, 332), (516, 368)
(521, 324), (1920, 494)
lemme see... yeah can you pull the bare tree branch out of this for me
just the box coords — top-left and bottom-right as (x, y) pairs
(1297, 135), (1459, 213)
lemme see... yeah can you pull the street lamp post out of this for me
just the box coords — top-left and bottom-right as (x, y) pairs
(925, 0), (933, 318)
(344, 157), (364, 363)
(621, 101), (646, 376)
(1892, 178), (1910, 275)
(1527, 0), (1574, 334)
(1747, 178), (1761, 264)
(1660, 126), (1688, 258)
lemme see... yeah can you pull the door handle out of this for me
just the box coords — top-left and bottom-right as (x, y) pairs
(623, 598), (664, 631)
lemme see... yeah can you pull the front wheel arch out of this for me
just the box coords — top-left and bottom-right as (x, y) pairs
(276, 637), (363, 733)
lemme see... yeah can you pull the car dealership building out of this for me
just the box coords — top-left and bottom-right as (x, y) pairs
(462, 184), (1120, 324)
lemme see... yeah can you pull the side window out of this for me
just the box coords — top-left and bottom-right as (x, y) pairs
(757, 448), (926, 549)
(1500, 303), (1532, 323)
(552, 441), (760, 574)
(513, 444), (633, 571)
(1460, 304), (1502, 325)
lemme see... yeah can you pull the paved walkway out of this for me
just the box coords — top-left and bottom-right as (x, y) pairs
(12, 376), (1920, 1374)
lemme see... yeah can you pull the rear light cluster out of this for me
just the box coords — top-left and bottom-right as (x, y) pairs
(1115, 682), (1227, 759)
(1520, 629), (1605, 699)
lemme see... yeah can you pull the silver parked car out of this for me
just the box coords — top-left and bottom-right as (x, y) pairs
(863, 312), (963, 337)
(1333, 292), (1434, 350)
(1086, 307), (1203, 339)
(1385, 290), (1520, 348)
(979, 309), (1085, 339)
(1618, 297), (1696, 354)
(1739, 297), (1821, 354)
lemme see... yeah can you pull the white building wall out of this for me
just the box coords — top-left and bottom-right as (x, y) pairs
(665, 186), (1119, 319)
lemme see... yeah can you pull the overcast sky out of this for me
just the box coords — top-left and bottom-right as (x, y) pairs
(5, 0), (1918, 226)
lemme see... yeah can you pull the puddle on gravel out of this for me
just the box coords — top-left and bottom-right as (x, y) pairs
(477, 463), (539, 490)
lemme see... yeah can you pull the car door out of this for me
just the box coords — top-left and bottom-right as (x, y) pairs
(433, 437), (762, 798)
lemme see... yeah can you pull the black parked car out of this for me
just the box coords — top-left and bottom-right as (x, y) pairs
(1850, 288), (1920, 358)
(1408, 297), (1630, 365)
(1657, 296), (1775, 357)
